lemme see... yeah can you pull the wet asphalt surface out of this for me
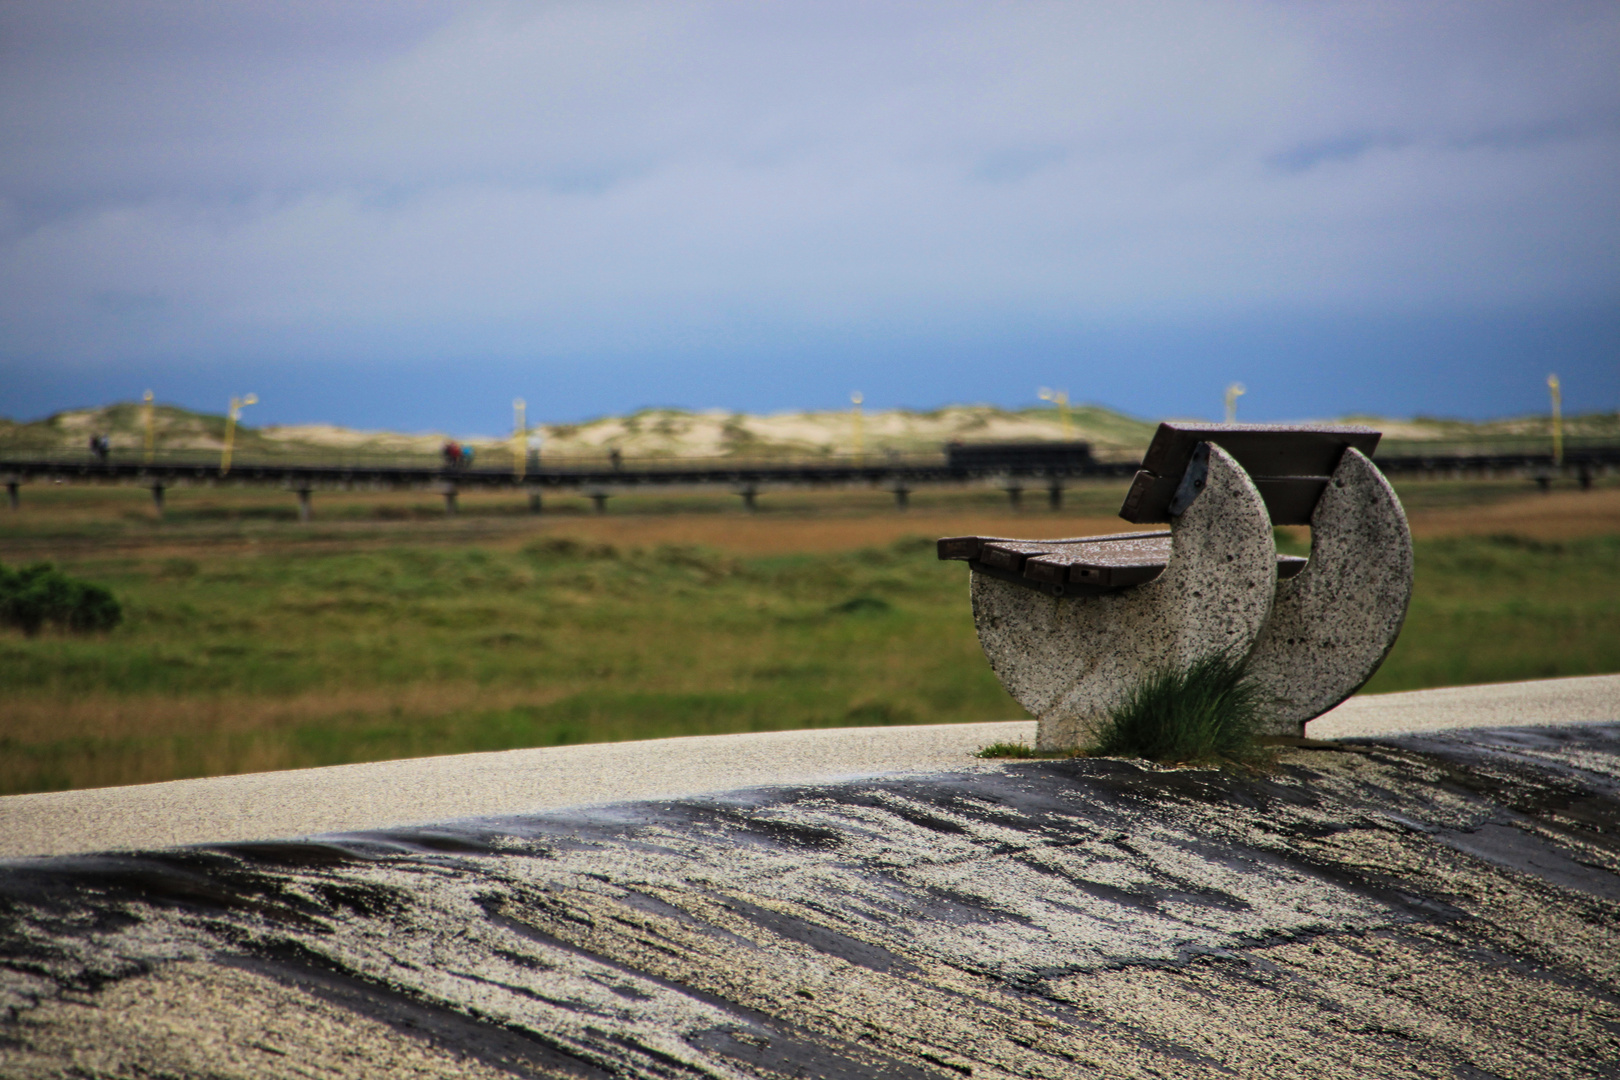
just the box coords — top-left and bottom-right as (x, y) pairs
(3, 724), (1619, 1078)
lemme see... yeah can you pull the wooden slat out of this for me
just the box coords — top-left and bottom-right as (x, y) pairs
(1253, 477), (1331, 526)
(1122, 472), (1332, 526)
(977, 539), (1107, 573)
(1140, 423), (1380, 480)
(936, 536), (986, 561)
(1119, 470), (1177, 524)
(1121, 423), (1380, 525)
(936, 530), (1171, 562)
(942, 530), (1308, 593)
(1030, 532), (1173, 584)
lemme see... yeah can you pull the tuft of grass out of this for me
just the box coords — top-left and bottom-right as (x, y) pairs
(975, 741), (1074, 759)
(1088, 653), (1263, 766)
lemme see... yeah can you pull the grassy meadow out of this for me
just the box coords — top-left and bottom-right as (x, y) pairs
(2, 478), (1617, 795)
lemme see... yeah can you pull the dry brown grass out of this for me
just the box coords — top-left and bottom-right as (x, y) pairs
(507, 511), (1136, 554)
(0, 482), (1142, 560)
(467, 482), (1620, 551)
(1406, 486), (1620, 540)
(8, 476), (1614, 559)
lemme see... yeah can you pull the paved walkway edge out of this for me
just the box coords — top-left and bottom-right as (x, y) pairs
(3, 674), (1616, 860)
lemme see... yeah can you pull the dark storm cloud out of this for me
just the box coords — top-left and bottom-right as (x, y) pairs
(0, 1), (1616, 422)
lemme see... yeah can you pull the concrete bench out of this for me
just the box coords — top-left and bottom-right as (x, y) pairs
(939, 423), (1413, 749)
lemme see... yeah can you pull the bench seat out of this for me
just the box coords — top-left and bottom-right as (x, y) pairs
(939, 530), (1307, 594)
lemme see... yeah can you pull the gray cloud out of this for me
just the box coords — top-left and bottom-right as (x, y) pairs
(1, 0), (1616, 368)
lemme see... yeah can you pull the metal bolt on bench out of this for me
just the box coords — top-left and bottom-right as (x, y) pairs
(938, 423), (1413, 749)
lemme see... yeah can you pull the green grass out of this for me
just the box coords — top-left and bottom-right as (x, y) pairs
(1087, 653), (1264, 765)
(0, 536), (1015, 793)
(1, 529), (1618, 794)
(1362, 533), (1620, 691)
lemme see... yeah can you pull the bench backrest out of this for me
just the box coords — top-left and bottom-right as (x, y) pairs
(1119, 423), (1381, 525)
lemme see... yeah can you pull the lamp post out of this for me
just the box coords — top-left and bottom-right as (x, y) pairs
(219, 394), (257, 476)
(851, 391), (864, 465)
(1038, 388), (1072, 439)
(1548, 374), (1563, 469)
(1224, 382), (1246, 424)
(142, 390), (155, 463)
(512, 398), (527, 481)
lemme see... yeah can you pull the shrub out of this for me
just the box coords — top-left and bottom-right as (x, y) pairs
(1088, 652), (1262, 765)
(0, 562), (123, 636)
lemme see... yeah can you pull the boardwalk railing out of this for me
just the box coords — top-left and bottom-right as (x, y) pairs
(3, 444), (1617, 515)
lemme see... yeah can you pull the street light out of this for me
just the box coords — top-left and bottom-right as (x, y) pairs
(1038, 388), (1072, 439)
(850, 391), (864, 464)
(512, 398), (527, 481)
(1224, 383), (1247, 424)
(219, 394), (257, 476)
(142, 390), (155, 463)
(1548, 374), (1563, 469)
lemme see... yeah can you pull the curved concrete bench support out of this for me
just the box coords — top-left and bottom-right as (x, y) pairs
(1246, 447), (1414, 734)
(970, 444), (1278, 750)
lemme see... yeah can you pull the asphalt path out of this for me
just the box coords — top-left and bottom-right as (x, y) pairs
(6, 715), (1620, 1076)
(2, 673), (1616, 860)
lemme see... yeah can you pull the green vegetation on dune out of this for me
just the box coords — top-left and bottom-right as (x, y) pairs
(7, 398), (1615, 466)
(0, 400), (1164, 462)
(0, 530), (1616, 794)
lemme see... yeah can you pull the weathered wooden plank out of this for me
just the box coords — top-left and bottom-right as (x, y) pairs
(1119, 470), (1177, 524)
(942, 530), (1304, 592)
(1140, 423), (1380, 480)
(1122, 423), (1380, 525)
(1252, 477), (1332, 526)
(1023, 534), (1173, 588)
(936, 529), (1171, 563)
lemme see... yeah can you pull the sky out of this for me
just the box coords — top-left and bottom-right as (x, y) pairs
(1, 0), (1617, 432)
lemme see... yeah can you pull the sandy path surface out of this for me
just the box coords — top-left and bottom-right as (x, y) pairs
(3, 673), (1616, 860)
(1308, 672), (1620, 738)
